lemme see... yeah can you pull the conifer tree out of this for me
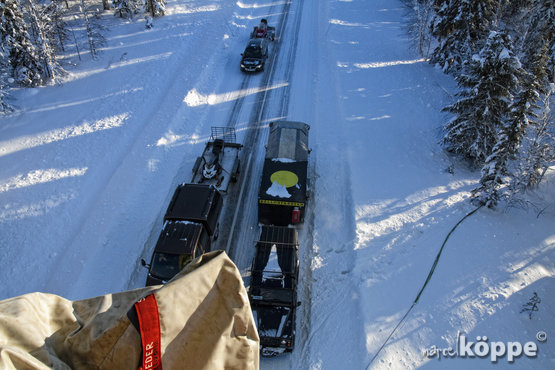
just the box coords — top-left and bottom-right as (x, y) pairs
(0, 85), (11, 113)
(146, 0), (165, 17)
(421, 0), (554, 207)
(113, 0), (141, 18)
(472, 36), (538, 207)
(431, 0), (498, 74)
(45, 0), (69, 52)
(510, 89), (554, 193)
(27, 0), (62, 82)
(80, 0), (105, 59)
(443, 31), (519, 167)
(476, 37), (553, 206)
(521, 0), (554, 82)
(0, 0), (45, 86)
(0, 61), (13, 113)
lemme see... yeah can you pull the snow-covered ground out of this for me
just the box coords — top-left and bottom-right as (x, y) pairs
(1, 0), (554, 369)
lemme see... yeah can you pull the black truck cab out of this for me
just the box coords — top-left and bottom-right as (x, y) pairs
(143, 183), (223, 286)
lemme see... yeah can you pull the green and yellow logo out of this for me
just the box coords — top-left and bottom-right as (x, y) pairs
(270, 170), (298, 188)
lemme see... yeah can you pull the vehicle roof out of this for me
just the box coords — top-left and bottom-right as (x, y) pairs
(265, 121), (310, 161)
(164, 183), (222, 235)
(246, 38), (266, 48)
(153, 220), (202, 255)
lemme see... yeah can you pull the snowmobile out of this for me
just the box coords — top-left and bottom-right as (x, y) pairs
(191, 127), (242, 192)
(251, 19), (275, 41)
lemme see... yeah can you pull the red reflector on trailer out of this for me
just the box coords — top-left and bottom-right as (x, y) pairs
(292, 207), (300, 223)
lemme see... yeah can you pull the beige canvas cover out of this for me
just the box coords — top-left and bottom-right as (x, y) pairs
(0, 251), (259, 369)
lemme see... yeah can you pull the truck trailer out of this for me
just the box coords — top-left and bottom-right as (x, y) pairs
(258, 121), (310, 226)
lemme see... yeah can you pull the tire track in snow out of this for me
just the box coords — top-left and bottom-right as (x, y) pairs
(226, 75), (251, 129)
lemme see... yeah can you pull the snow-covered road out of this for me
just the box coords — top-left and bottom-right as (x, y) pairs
(1, 0), (554, 369)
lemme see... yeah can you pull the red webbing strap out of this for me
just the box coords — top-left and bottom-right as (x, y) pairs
(135, 294), (162, 370)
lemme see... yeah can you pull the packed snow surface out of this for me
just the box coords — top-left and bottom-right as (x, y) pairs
(1, 0), (554, 369)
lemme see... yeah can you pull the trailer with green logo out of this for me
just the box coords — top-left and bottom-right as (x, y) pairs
(258, 121), (310, 226)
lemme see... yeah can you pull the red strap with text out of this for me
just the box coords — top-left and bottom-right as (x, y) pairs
(135, 294), (162, 370)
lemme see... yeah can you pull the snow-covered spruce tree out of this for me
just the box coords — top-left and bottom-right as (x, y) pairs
(510, 86), (554, 195)
(471, 36), (543, 207)
(0, 84), (12, 113)
(0, 0), (45, 86)
(443, 31), (520, 168)
(495, 39), (553, 206)
(0, 27), (10, 113)
(0, 53), (14, 113)
(44, 0), (69, 53)
(80, 0), (105, 59)
(145, 0), (164, 17)
(26, 0), (64, 82)
(81, 0), (96, 58)
(520, 0), (554, 81)
(499, 0), (535, 61)
(430, 0), (499, 74)
(113, 0), (141, 18)
(501, 0), (534, 19)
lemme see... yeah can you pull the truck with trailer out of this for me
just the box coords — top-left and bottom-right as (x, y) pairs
(191, 127), (242, 193)
(258, 121), (310, 226)
(249, 226), (299, 356)
(142, 183), (223, 286)
(248, 120), (310, 356)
